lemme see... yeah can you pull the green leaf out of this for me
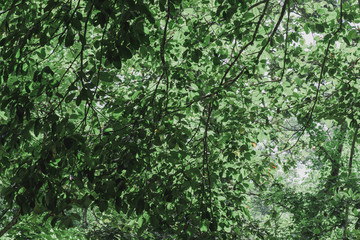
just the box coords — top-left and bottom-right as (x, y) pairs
(75, 95), (82, 106)
(42, 66), (54, 76)
(65, 93), (76, 103)
(119, 45), (132, 60)
(342, 36), (350, 46)
(71, 17), (82, 31)
(131, 91), (140, 100)
(98, 200), (108, 212)
(40, 34), (47, 46)
(136, 197), (145, 214)
(65, 29), (75, 47)
(150, 215), (159, 227)
(224, 226), (231, 233)
(97, 12), (107, 28)
(34, 118), (41, 137)
(348, 29), (357, 40)
(315, 24), (324, 33)
(99, 72), (113, 82)
(38, 48), (46, 59)
(113, 59), (122, 69)
(200, 220), (208, 232)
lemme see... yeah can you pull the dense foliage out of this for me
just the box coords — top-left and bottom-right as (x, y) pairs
(1, 0), (360, 239)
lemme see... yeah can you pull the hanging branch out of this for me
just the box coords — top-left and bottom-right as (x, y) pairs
(80, 2), (94, 130)
(161, 0), (171, 112)
(52, 52), (81, 112)
(302, 0), (343, 131)
(151, 72), (165, 105)
(343, 125), (358, 239)
(279, 1), (291, 82)
(325, 122), (347, 190)
(90, 22), (110, 135)
(347, 127), (359, 176)
(150, 0), (171, 123)
(283, 0), (343, 152)
(203, 103), (214, 218)
(80, 3), (94, 82)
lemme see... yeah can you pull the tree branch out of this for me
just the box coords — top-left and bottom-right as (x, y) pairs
(282, 0), (343, 152)
(0, 208), (21, 238)
(279, 1), (291, 82)
(0, 0), (24, 16)
(256, 0), (289, 62)
(220, 0), (270, 86)
(348, 127), (359, 176)
(161, 0), (171, 112)
(203, 103), (213, 218)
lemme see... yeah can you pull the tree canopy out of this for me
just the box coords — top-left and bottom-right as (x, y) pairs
(1, 0), (360, 239)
